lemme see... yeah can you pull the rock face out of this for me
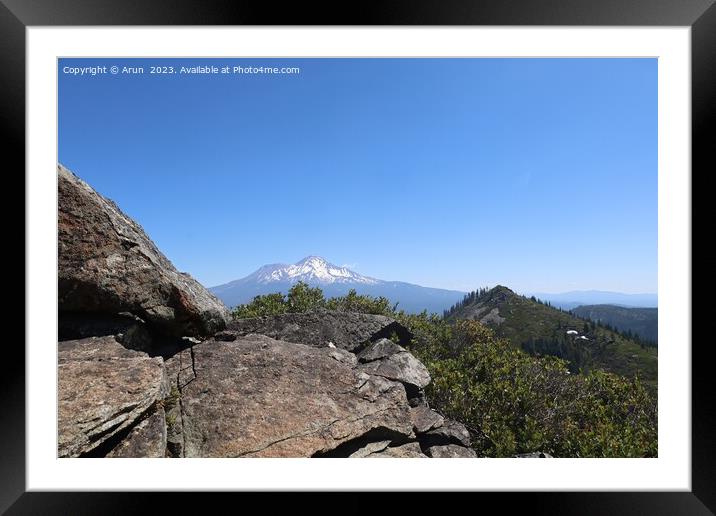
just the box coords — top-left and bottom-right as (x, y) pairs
(58, 164), (229, 337)
(58, 336), (167, 457)
(165, 335), (415, 457)
(106, 407), (167, 458)
(227, 311), (412, 352)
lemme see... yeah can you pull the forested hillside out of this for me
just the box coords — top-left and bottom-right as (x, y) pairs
(444, 286), (657, 385)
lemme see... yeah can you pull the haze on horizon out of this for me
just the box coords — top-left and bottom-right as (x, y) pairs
(58, 57), (657, 295)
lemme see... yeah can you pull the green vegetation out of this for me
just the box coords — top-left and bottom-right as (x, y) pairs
(231, 281), (396, 318)
(162, 386), (181, 428)
(231, 282), (658, 457)
(412, 320), (657, 457)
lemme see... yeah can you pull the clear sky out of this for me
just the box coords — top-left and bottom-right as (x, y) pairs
(58, 58), (657, 294)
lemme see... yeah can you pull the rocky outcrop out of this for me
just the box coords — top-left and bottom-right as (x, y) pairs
(58, 326), (477, 459)
(157, 332), (476, 459)
(165, 335), (415, 457)
(58, 336), (167, 457)
(227, 311), (412, 352)
(59, 326), (478, 459)
(57, 321), (476, 459)
(58, 164), (229, 337)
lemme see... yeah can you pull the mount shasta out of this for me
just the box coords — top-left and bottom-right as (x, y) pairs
(209, 256), (466, 314)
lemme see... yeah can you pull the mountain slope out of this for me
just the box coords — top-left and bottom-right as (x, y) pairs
(445, 286), (657, 384)
(210, 256), (465, 314)
(571, 304), (658, 345)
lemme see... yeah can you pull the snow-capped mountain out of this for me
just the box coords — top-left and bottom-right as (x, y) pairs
(253, 256), (380, 285)
(209, 256), (466, 314)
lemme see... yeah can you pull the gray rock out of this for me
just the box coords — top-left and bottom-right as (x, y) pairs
(357, 338), (404, 363)
(166, 335), (415, 457)
(106, 406), (167, 458)
(425, 444), (477, 458)
(421, 419), (471, 448)
(348, 440), (391, 458)
(58, 164), (230, 337)
(358, 349), (431, 391)
(367, 442), (427, 458)
(410, 405), (444, 434)
(228, 311), (412, 353)
(58, 336), (168, 457)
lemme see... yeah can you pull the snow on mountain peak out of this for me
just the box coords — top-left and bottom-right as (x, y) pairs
(254, 256), (379, 285)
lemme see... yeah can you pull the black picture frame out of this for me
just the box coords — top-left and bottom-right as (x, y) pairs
(4, 0), (713, 513)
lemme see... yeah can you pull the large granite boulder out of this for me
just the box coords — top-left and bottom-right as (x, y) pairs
(58, 164), (230, 337)
(227, 311), (412, 353)
(165, 334), (415, 457)
(58, 336), (168, 457)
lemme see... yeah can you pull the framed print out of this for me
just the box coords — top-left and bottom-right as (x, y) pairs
(5, 0), (713, 513)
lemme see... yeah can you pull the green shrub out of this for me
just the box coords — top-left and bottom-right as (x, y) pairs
(232, 292), (289, 319)
(231, 283), (395, 318)
(411, 320), (657, 457)
(286, 282), (326, 313)
(325, 289), (395, 315)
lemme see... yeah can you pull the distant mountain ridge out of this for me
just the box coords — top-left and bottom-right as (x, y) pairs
(527, 290), (657, 310)
(210, 256), (466, 314)
(571, 304), (658, 345)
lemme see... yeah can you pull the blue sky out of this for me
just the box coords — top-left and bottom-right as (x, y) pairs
(58, 58), (657, 294)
